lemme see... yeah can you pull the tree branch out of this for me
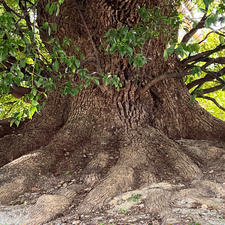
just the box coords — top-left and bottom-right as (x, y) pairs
(200, 57), (225, 65)
(18, 0), (33, 30)
(201, 67), (225, 85)
(140, 70), (190, 95)
(198, 31), (213, 45)
(186, 74), (213, 90)
(197, 95), (225, 112)
(9, 85), (31, 98)
(201, 84), (224, 94)
(181, 13), (208, 43)
(181, 44), (225, 65)
(186, 66), (225, 90)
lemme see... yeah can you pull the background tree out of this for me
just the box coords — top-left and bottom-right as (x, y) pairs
(0, 0), (225, 216)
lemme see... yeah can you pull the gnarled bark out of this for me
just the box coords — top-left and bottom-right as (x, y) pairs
(0, 0), (225, 222)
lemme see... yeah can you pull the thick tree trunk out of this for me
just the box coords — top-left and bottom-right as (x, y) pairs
(0, 0), (224, 220)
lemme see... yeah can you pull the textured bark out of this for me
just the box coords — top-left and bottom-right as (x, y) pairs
(0, 0), (224, 217)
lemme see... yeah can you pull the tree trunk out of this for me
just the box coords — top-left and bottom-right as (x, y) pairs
(0, 0), (224, 219)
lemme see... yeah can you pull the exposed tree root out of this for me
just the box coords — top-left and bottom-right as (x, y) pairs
(0, 122), (224, 223)
(0, 130), (55, 168)
(0, 149), (56, 204)
(77, 127), (203, 214)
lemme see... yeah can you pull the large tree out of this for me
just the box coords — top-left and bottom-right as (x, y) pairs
(0, 0), (225, 217)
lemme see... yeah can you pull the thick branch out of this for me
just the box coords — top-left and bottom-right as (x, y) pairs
(140, 71), (190, 95)
(201, 84), (224, 94)
(187, 66), (225, 90)
(186, 74), (213, 89)
(18, 0), (33, 30)
(181, 13), (208, 43)
(182, 45), (225, 65)
(9, 85), (31, 98)
(201, 67), (225, 85)
(200, 57), (225, 65)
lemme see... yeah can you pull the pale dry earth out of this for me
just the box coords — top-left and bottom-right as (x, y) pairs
(0, 139), (225, 225)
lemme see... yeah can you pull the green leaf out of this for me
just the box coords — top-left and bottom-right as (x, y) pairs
(49, 3), (56, 15)
(75, 58), (80, 68)
(84, 80), (91, 88)
(190, 43), (200, 53)
(70, 88), (79, 96)
(118, 45), (126, 57)
(42, 22), (49, 29)
(53, 60), (59, 72)
(31, 99), (39, 106)
(175, 45), (185, 57)
(219, 36), (225, 44)
(203, 0), (213, 8)
(56, 5), (60, 16)
(126, 46), (134, 56)
(71, 64), (76, 73)
(15, 120), (20, 127)
(110, 44), (118, 54)
(26, 58), (34, 65)
(10, 119), (15, 127)
(164, 45), (175, 60)
(20, 58), (26, 68)
(45, 2), (50, 11)
(92, 77), (100, 85)
(31, 88), (37, 96)
(133, 54), (147, 67)
(190, 93), (197, 104)
(28, 106), (37, 118)
(205, 15), (217, 28)
(51, 23), (57, 32)
(163, 49), (169, 60)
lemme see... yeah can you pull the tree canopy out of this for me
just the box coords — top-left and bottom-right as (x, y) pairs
(0, 0), (225, 124)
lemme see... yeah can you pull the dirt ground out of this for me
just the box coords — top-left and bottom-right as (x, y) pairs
(0, 139), (225, 225)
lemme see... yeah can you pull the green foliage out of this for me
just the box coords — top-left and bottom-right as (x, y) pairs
(0, 95), (31, 120)
(0, 0), (121, 124)
(105, 5), (181, 67)
(127, 193), (141, 202)
(0, 0), (225, 125)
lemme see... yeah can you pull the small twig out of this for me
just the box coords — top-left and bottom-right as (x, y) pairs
(197, 95), (225, 112)
(198, 31), (213, 45)
(214, 30), (225, 38)
(200, 57), (225, 65)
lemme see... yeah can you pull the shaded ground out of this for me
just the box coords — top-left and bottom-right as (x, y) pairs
(0, 139), (225, 225)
